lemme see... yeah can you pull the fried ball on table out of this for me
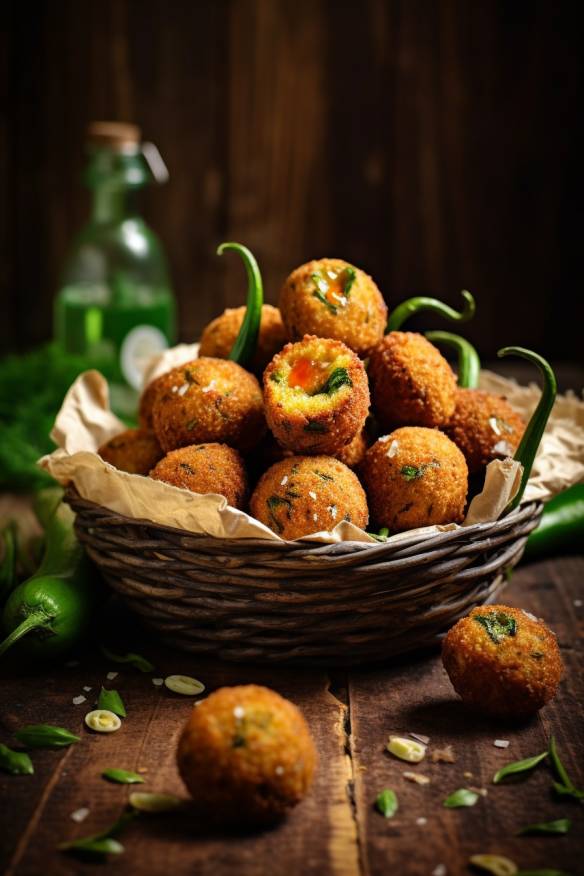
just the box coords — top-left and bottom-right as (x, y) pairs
(444, 388), (526, 474)
(177, 684), (317, 825)
(263, 335), (369, 456)
(149, 443), (247, 509)
(442, 604), (563, 718)
(250, 455), (368, 540)
(279, 258), (387, 356)
(360, 427), (468, 532)
(368, 332), (457, 429)
(98, 428), (164, 475)
(151, 358), (265, 454)
(199, 304), (288, 373)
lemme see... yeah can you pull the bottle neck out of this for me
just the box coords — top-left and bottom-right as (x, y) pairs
(91, 185), (140, 224)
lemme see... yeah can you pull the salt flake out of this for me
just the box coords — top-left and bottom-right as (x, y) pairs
(280, 476), (288, 486)
(308, 491), (317, 500)
(70, 807), (90, 823)
(106, 671), (118, 681)
(72, 695), (86, 705)
(152, 678), (164, 687)
(494, 739), (510, 748)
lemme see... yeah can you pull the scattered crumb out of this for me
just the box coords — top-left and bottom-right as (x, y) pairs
(403, 771), (430, 785)
(431, 745), (455, 763)
(432, 865), (447, 876)
(409, 733), (430, 745)
(72, 695), (87, 705)
(494, 739), (510, 748)
(70, 807), (90, 823)
(82, 686), (92, 692)
(106, 671), (118, 681)
(463, 771), (473, 780)
(416, 816), (428, 826)
(152, 678), (164, 687)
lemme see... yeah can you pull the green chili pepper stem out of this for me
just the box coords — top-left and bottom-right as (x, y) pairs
(0, 611), (54, 657)
(217, 242), (263, 367)
(425, 331), (481, 389)
(497, 347), (557, 512)
(386, 290), (475, 333)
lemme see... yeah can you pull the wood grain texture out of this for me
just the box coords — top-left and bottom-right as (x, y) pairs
(1, 0), (582, 363)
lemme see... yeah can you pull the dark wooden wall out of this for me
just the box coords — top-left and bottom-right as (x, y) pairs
(1, 0), (582, 361)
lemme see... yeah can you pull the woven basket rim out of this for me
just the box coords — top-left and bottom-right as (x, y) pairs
(65, 486), (542, 556)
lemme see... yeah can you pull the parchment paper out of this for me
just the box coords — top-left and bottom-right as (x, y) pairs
(39, 348), (584, 545)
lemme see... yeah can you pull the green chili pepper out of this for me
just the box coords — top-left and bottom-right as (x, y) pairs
(523, 484), (584, 562)
(497, 347), (557, 511)
(0, 520), (18, 602)
(424, 331), (481, 389)
(386, 289), (475, 333)
(0, 501), (101, 661)
(14, 724), (80, 749)
(0, 742), (34, 775)
(217, 242), (263, 367)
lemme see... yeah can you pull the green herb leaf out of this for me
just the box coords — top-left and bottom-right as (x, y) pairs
(492, 751), (548, 784)
(101, 645), (154, 673)
(313, 470), (334, 481)
(548, 735), (583, 799)
(98, 687), (127, 718)
(0, 743), (34, 775)
(343, 266), (357, 296)
(102, 768), (145, 785)
(318, 367), (352, 396)
(443, 788), (479, 808)
(474, 612), (517, 644)
(128, 792), (182, 813)
(400, 460), (441, 481)
(518, 818), (571, 836)
(375, 788), (398, 818)
(60, 836), (124, 856)
(14, 724), (80, 749)
(311, 273), (338, 314)
(266, 495), (292, 533)
(270, 372), (283, 383)
(304, 421), (328, 433)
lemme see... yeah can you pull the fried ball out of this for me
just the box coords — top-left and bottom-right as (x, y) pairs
(250, 455), (368, 539)
(177, 685), (317, 825)
(263, 335), (369, 456)
(199, 304), (288, 373)
(444, 388), (526, 474)
(151, 358), (265, 454)
(368, 332), (457, 429)
(360, 427), (468, 531)
(279, 258), (387, 356)
(149, 443), (247, 508)
(98, 428), (164, 475)
(335, 428), (368, 469)
(442, 605), (563, 718)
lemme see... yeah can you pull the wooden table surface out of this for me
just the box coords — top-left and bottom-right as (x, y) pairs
(0, 500), (583, 876)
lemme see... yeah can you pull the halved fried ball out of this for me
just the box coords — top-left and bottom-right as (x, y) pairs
(279, 258), (387, 356)
(177, 685), (317, 825)
(263, 335), (369, 455)
(151, 358), (265, 454)
(250, 455), (368, 539)
(149, 443), (247, 509)
(368, 332), (457, 429)
(98, 428), (164, 475)
(360, 427), (468, 531)
(444, 388), (526, 474)
(442, 604), (563, 718)
(199, 304), (288, 373)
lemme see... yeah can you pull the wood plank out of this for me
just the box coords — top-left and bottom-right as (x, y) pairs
(348, 555), (584, 876)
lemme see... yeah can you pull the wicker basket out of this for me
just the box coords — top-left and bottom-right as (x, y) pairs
(66, 488), (542, 666)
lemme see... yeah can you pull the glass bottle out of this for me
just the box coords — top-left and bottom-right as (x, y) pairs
(54, 121), (176, 418)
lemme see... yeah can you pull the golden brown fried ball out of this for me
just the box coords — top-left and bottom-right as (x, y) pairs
(199, 304), (288, 373)
(177, 685), (317, 825)
(360, 427), (468, 531)
(442, 604), (563, 718)
(151, 358), (265, 454)
(250, 455), (368, 540)
(279, 258), (387, 356)
(263, 335), (369, 456)
(335, 428), (369, 469)
(98, 428), (164, 475)
(138, 373), (167, 431)
(149, 443), (247, 509)
(444, 388), (526, 474)
(368, 332), (457, 429)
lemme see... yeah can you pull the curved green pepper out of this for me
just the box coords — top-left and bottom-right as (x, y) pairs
(523, 484), (584, 561)
(424, 331), (481, 390)
(387, 290), (475, 333)
(0, 502), (100, 661)
(216, 242), (263, 368)
(497, 346), (557, 511)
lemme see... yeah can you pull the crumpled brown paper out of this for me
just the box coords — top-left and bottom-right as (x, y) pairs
(39, 347), (583, 545)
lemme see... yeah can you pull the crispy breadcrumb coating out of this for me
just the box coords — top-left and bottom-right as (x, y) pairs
(444, 388), (526, 473)
(442, 604), (563, 718)
(199, 304), (288, 373)
(98, 428), (163, 475)
(177, 685), (317, 825)
(149, 443), (247, 508)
